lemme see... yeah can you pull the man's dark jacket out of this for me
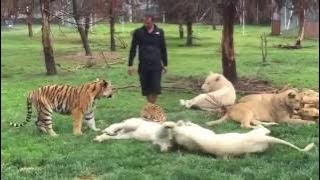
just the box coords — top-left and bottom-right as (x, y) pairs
(128, 25), (167, 72)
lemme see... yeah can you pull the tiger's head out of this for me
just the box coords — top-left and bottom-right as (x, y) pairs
(89, 79), (113, 99)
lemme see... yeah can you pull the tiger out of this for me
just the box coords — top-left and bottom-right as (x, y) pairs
(10, 79), (113, 136)
(140, 102), (167, 123)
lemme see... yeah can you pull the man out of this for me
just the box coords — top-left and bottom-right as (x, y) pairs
(128, 15), (168, 103)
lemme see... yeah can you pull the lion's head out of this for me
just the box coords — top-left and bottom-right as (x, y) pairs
(201, 72), (232, 92)
(282, 89), (301, 111)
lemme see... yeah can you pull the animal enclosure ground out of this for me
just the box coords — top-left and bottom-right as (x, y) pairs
(1, 24), (319, 179)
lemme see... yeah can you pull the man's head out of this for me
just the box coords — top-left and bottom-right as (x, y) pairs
(144, 15), (154, 30)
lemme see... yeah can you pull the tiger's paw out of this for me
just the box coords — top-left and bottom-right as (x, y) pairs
(73, 131), (83, 136)
(48, 129), (58, 137)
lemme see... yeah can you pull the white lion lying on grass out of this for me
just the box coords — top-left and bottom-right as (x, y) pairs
(93, 118), (175, 152)
(161, 121), (315, 159)
(94, 118), (315, 159)
(180, 72), (236, 112)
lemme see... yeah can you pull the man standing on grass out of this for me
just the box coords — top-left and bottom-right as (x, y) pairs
(128, 15), (168, 103)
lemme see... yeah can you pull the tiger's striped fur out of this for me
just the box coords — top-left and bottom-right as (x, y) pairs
(10, 79), (113, 136)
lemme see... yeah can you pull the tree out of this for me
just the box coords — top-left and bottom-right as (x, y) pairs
(178, 13), (184, 39)
(274, 0), (318, 46)
(221, 0), (238, 83)
(293, 0), (306, 46)
(110, 0), (116, 51)
(26, 0), (34, 37)
(40, 0), (57, 75)
(72, 0), (92, 56)
(210, 0), (217, 30)
(290, 0), (317, 46)
(158, 0), (203, 46)
(1, 0), (35, 37)
(1, 0), (19, 22)
(182, 0), (200, 46)
(185, 12), (193, 46)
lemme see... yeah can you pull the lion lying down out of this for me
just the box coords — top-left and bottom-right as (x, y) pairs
(161, 121), (315, 159)
(180, 72), (236, 112)
(94, 119), (315, 159)
(93, 118), (175, 152)
(206, 89), (317, 128)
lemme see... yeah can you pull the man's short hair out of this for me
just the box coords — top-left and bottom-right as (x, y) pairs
(144, 15), (154, 21)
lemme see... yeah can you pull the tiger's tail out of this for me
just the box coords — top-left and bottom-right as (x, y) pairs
(10, 92), (33, 127)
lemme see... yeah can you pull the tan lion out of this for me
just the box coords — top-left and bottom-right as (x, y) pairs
(180, 72), (236, 112)
(206, 89), (316, 128)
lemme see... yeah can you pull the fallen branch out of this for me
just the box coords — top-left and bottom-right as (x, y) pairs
(57, 64), (88, 72)
(114, 85), (200, 94)
(101, 51), (111, 68)
(276, 44), (302, 49)
(108, 60), (125, 65)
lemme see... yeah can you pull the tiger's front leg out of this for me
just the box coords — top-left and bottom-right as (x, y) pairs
(84, 110), (100, 131)
(71, 108), (84, 135)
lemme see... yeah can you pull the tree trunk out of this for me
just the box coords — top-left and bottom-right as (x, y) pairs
(295, 9), (305, 46)
(186, 20), (193, 46)
(146, 0), (149, 13)
(221, 1), (237, 83)
(128, 0), (133, 23)
(40, 0), (57, 75)
(85, 14), (90, 38)
(72, 0), (92, 56)
(256, 2), (259, 24)
(179, 23), (184, 39)
(110, 0), (116, 51)
(27, 13), (33, 37)
(26, 0), (34, 37)
(211, 0), (216, 30)
(212, 19), (216, 30)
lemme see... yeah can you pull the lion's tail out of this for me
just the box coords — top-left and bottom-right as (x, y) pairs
(266, 136), (315, 152)
(206, 114), (229, 126)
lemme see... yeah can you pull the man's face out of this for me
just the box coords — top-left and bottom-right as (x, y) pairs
(144, 17), (154, 30)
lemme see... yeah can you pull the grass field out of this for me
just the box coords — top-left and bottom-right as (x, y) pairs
(1, 23), (319, 180)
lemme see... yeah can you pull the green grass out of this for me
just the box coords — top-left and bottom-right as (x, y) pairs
(1, 23), (319, 180)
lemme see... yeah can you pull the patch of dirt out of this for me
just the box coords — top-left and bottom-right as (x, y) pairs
(164, 75), (204, 93)
(234, 78), (278, 94)
(164, 75), (279, 95)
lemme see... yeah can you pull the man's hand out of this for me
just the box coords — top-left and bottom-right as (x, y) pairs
(128, 66), (135, 76)
(162, 66), (167, 74)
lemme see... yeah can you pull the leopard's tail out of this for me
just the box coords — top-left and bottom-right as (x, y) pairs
(10, 92), (33, 127)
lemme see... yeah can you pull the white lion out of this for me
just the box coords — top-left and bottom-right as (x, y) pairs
(180, 72), (236, 111)
(159, 120), (315, 159)
(93, 118), (175, 152)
